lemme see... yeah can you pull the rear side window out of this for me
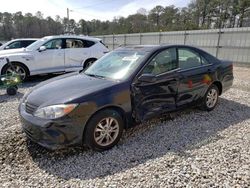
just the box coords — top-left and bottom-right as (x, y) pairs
(178, 48), (204, 69)
(66, 39), (84, 48)
(66, 39), (95, 48)
(21, 40), (36, 47)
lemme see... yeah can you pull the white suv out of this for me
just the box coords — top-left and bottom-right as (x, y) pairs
(0, 35), (109, 80)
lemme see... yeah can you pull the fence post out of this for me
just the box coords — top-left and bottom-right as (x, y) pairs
(112, 33), (115, 50)
(159, 31), (162, 44)
(124, 34), (126, 46)
(139, 33), (142, 45)
(184, 30), (188, 45)
(216, 28), (223, 58)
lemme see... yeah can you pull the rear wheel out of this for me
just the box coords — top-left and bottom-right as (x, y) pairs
(2, 63), (28, 81)
(201, 84), (219, 111)
(84, 59), (96, 69)
(84, 109), (124, 151)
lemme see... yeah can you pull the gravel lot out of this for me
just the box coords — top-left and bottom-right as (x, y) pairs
(0, 67), (249, 187)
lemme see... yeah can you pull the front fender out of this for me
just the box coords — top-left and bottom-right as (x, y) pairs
(0, 53), (34, 73)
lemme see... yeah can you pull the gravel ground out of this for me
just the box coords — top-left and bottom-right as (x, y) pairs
(0, 67), (249, 187)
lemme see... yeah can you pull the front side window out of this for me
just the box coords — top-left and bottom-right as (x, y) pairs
(178, 48), (204, 69)
(84, 50), (148, 80)
(44, 39), (62, 50)
(142, 48), (177, 75)
(66, 39), (84, 48)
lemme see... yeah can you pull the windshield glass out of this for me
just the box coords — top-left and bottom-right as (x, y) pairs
(84, 50), (148, 80)
(26, 37), (51, 50)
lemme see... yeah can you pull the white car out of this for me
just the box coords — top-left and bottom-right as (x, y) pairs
(0, 35), (109, 80)
(0, 38), (38, 51)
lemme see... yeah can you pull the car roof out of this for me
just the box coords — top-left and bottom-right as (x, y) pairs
(116, 44), (203, 52)
(10, 38), (39, 41)
(43, 35), (102, 42)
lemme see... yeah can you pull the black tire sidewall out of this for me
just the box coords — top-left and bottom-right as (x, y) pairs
(203, 85), (219, 111)
(2, 63), (28, 81)
(84, 59), (96, 69)
(84, 109), (124, 151)
(7, 87), (17, 95)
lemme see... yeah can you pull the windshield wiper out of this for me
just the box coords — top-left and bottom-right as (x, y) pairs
(85, 73), (106, 79)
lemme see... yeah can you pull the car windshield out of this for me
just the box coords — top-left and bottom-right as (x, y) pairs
(84, 50), (148, 80)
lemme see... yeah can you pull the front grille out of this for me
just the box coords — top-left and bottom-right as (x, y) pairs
(25, 102), (38, 114)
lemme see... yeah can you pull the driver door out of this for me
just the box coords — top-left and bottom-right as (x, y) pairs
(34, 38), (65, 74)
(131, 48), (180, 121)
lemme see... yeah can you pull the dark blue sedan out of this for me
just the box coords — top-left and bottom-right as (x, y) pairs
(19, 45), (234, 151)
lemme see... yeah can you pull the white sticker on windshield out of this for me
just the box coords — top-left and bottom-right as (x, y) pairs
(122, 56), (139, 62)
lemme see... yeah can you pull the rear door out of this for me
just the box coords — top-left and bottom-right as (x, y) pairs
(64, 38), (94, 71)
(131, 47), (179, 121)
(176, 47), (214, 106)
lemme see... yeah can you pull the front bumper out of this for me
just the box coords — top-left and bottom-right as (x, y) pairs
(19, 103), (85, 150)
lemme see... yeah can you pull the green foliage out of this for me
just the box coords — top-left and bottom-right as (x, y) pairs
(0, 0), (249, 40)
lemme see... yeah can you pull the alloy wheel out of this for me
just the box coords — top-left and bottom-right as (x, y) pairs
(94, 117), (119, 147)
(206, 88), (218, 108)
(6, 65), (26, 80)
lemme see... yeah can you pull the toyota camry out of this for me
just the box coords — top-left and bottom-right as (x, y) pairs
(19, 45), (234, 151)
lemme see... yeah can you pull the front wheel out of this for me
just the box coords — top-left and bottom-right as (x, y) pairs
(201, 84), (219, 111)
(2, 63), (28, 81)
(84, 109), (124, 151)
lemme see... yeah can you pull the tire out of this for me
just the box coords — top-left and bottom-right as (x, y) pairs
(201, 84), (219, 111)
(84, 109), (124, 151)
(84, 59), (96, 69)
(7, 87), (17, 95)
(2, 62), (28, 81)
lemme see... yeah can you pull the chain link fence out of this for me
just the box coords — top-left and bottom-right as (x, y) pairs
(96, 27), (250, 64)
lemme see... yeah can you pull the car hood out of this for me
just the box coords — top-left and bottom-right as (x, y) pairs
(26, 72), (117, 107)
(0, 48), (28, 56)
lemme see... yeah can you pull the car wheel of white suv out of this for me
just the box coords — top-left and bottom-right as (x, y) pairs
(2, 63), (28, 81)
(84, 59), (97, 69)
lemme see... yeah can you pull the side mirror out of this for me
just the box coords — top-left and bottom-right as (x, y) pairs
(38, 46), (46, 52)
(4, 46), (10, 49)
(138, 73), (156, 83)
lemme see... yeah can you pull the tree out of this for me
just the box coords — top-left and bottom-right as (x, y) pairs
(238, 0), (250, 27)
(149, 5), (165, 31)
(0, 0), (249, 40)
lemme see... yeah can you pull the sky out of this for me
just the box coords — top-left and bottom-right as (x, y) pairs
(0, 0), (190, 21)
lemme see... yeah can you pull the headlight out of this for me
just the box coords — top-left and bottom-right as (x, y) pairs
(34, 104), (78, 119)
